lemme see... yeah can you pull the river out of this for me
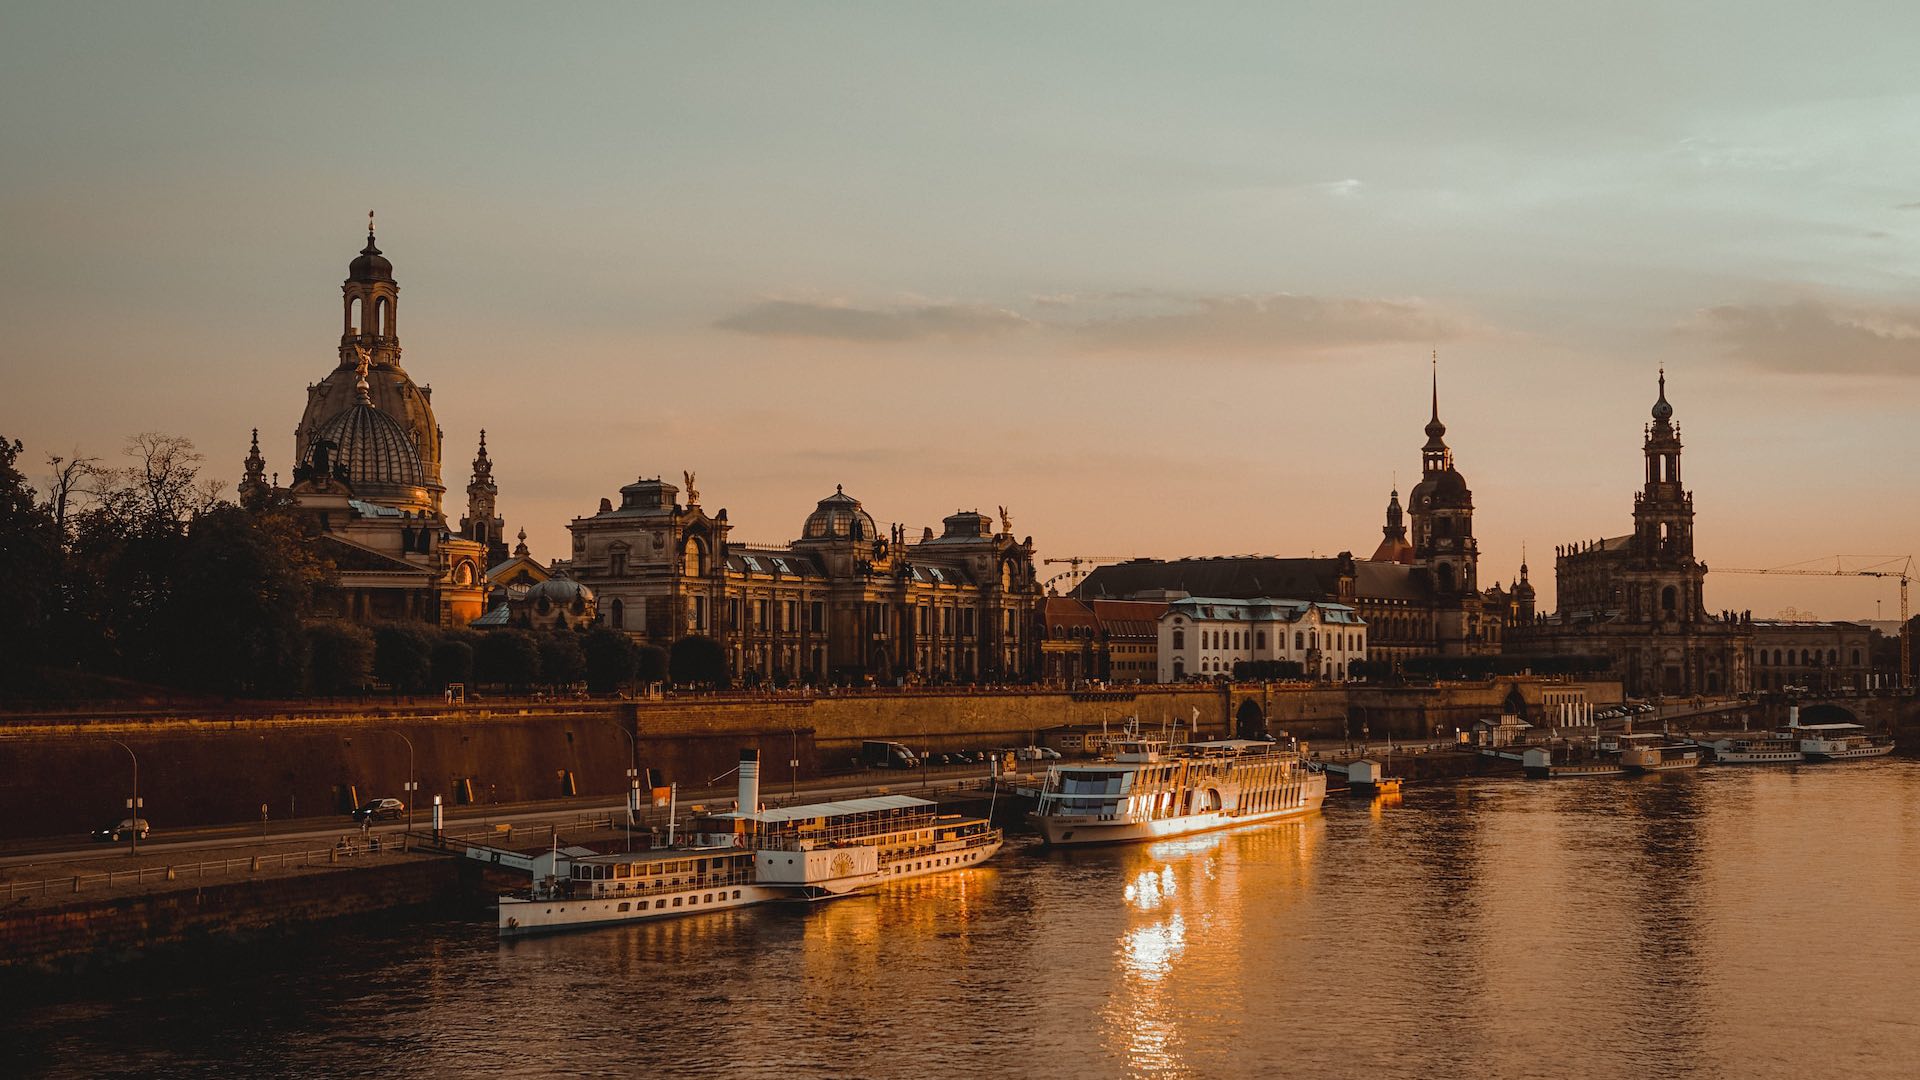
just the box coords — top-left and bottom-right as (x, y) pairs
(11, 760), (1920, 1078)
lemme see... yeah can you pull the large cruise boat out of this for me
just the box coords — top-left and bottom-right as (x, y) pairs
(1702, 733), (1804, 765)
(489, 750), (1002, 937)
(1795, 723), (1895, 762)
(1031, 735), (1326, 846)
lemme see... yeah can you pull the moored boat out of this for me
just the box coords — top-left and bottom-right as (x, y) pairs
(1703, 734), (1803, 765)
(1796, 723), (1895, 763)
(492, 749), (1002, 937)
(1031, 733), (1325, 846)
(1618, 733), (1702, 774)
(1522, 743), (1626, 779)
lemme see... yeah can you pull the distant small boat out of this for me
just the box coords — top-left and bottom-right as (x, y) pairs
(1346, 758), (1403, 795)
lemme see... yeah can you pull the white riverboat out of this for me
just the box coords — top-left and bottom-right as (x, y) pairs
(1031, 735), (1325, 846)
(1703, 734), (1804, 765)
(493, 750), (1002, 937)
(1795, 723), (1895, 763)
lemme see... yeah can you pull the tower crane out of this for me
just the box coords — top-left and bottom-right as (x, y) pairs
(1041, 556), (1134, 594)
(1716, 556), (1913, 687)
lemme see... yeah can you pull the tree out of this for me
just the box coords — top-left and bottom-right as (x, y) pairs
(161, 502), (321, 696)
(307, 622), (373, 697)
(636, 644), (669, 685)
(669, 634), (729, 688)
(582, 628), (639, 693)
(539, 632), (587, 689)
(373, 623), (436, 694)
(0, 436), (63, 684)
(431, 637), (474, 691)
(476, 629), (541, 691)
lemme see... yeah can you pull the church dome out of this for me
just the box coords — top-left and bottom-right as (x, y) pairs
(802, 485), (877, 541)
(349, 233), (393, 283)
(1651, 369), (1673, 423)
(304, 400), (426, 494)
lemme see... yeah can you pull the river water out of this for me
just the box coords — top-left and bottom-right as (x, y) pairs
(12, 761), (1920, 1079)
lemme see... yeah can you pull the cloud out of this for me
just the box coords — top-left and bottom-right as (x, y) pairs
(715, 299), (1030, 342)
(1070, 292), (1474, 355)
(1688, 298), (1920, 376)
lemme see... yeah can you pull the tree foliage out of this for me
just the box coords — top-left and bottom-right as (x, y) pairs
(373, 623), (436, 694)
(636, 644), (669, 685)
(582, 628), (639, 693)
(0, 436), (64, 683)
(307, 622), (373, 696)
(669, 634), (729, 688)
(477, 629), (542, 690)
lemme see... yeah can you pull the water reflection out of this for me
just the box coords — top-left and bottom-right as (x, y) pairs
(11, 764), (1920, 1079)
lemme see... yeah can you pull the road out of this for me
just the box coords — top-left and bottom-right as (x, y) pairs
(0, 763), (1042, 872)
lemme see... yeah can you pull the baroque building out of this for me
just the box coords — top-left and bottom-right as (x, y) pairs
(1037, 597), (1168, 685)
(1158, 597), (1367, 682)
(563, 478), (1043, 685)
(246, 222), (492, 627)
(1077, 357), (1496, 668)
(1509, 372), (1751, 696)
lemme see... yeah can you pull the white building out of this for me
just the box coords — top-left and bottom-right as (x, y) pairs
(1158, 597), (1367, 682)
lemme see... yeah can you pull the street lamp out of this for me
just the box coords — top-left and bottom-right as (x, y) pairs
(105, 738), (140, 856)
(606, 719), (639, 853)
(362, 729), (416, 843)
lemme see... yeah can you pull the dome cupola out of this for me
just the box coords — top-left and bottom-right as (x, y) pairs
(801, 485), (877, 542)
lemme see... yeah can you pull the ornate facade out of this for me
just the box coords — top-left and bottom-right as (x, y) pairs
(1509, 372), (1751, 697)
(564, 479), (1043, 685)
(247, 222), (491, 627)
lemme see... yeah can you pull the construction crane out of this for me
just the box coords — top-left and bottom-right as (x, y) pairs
(1041, 556), (1134, 594)
(1716, 556), (1913, 687)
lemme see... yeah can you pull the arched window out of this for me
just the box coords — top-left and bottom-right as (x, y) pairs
(682, 538), (707, 577)
(1827, 649), (1837, 665)
(1662, 586), (1677, 612)
(1295, 631), (1304, 650)
(611, 598), (625, 629)
(1256, 631), (1266, 649)
(1171, 628), (1185, 650)
(1436, 564), (1456, 592)
(375, 297), (390, 337)
(1172, 660), (1185, 680)
(348, 296), (363, 334)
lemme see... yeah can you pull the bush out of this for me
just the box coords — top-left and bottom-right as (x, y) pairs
(582, 628), (638, 693)
(307, 622), (373, 697)
(669, 635), (729, 688)
(476, 629), (541, 690)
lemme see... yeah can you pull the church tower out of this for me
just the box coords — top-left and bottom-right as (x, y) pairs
(1632, 368), (1703, 622)
(239, 427), (268, 505)
(1407, 355), (1478, 596)
(1369, 487), (1415, 564)
(294, 215), (445, 512)
(1513, 552), (1537, 623)
(461, 430), (508, 566)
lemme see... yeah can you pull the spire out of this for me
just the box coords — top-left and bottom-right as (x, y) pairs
(365, 209), (377, 254)
(1651, 364), (1673, 426)
(513, 527), (529, 558)
(472, 429), (493, 483)
(1423, 349), (1448, 446)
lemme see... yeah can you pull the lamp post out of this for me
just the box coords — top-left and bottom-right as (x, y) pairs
(607, 719), (639, 853)
(106, 739), (140, 856)
(374, 729), (416, 843)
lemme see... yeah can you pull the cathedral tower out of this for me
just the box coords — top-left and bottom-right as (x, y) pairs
(1407, 355), (1478, 596)
(462, 430), (508, 566)
(1632, 368), (1703, 622)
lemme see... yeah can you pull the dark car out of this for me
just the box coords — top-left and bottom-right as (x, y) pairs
(90, 818), (151, 842)
(351, 798), (405, 823)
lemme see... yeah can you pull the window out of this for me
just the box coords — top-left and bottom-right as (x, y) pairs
(610, 552), (628, 577)
(811, 601), (825, 632)
(1662, 586), (1677, 612)
(611, 598), (625, 629)
(618, 902), (631, 912)
(1257, 631), (1266, 649)
(1172, 628), (1185, 650)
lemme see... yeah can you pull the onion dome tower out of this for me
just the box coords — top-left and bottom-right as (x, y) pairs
(1370, 486), (1416, 564)
(462, 430), (508, 565)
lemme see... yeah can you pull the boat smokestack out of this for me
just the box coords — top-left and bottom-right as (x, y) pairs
(1788, 705), (1800, 729)
(738, 748), (761, 814)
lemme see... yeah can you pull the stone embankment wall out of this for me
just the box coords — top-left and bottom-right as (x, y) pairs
(0, 858), (476, 976)
(0, 680), (1619, 838)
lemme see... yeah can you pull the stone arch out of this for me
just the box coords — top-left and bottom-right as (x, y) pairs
(1235, 698), (1267, 741)
(1799, 703), (1859, 726)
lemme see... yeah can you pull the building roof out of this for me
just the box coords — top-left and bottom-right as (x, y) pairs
(1165, 596), (1364, 625)
(1078, 556), (1433, 606)
(716, 793), (936, 824)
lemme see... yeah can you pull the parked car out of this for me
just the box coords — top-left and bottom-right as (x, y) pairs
(90, 818), (151, 842)
(1036, 747), (1062, 760)
(351, 798), (406, 823)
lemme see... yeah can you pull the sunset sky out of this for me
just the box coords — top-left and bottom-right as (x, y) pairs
(5, 3), (1917, 618)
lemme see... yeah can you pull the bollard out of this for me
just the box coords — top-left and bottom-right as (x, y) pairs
(330, 847), (339, 864)
(250, 855), (261, 872)
(72, 876), (81, 893)
(166, 866), (176, 881)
